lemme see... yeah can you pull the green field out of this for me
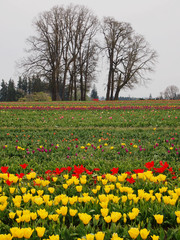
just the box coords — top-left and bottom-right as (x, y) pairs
(0, 100), (180, 240)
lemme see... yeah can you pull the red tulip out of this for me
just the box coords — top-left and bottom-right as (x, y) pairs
(1, 166), (9, 173)
(20, 164), (28, 169)
(144, 161), (154, 169)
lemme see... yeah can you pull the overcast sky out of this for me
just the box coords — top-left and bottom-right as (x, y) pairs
(0, 0), (180, 98)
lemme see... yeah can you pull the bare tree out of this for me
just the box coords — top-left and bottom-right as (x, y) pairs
(19, 4), (98, 101)
(19, 6), (66, 100)
(164, 85), (179, 99)
(18, 5), (158, 101)
(101, 17), (158, 100)
(64, 5), (99, 101)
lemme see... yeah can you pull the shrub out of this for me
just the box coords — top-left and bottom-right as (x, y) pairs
(18, 92), (52, 102)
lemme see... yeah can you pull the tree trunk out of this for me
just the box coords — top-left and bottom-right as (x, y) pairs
(110, 69), (114, 100)
(84, 76), (87, 101)
(74, 80), (77, 101)
(106, 55), (114, 100)
(62, 68), (68, 101)
(68, 73), (73, 101)
(72, 62), (77, 101)
(114, 87), (120, 100)
(80, 74), (84, 101)
(51, 72), (57, 101)
(114, 74), (121, 100)
(106, 69), (111, 100)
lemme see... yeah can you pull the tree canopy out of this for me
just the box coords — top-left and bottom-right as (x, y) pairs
(18, 4), (158, 101)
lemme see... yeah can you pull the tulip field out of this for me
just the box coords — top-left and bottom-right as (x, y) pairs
(0, 100), (180, 240)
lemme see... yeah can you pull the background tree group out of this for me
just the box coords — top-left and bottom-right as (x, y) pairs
(3, 4), (158, 101)
(0, 76), (48, 101)
(20, 5), (99, 101)
(101, 18), (157, 100)
(159, 85), (180, 100)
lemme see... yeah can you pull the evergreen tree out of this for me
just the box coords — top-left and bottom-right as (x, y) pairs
(21, 77), (28, 94)
(28, 77), (32, 94)
(7, 79), (16, 101)
(31, 75), (43, 93)
(90, 84), (98, 99)
(17, 77), (23, 90)
(0, 80), (8, 101)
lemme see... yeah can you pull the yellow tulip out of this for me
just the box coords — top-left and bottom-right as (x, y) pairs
(16, 210), (22, 217)
(100, 208), (109, 217)
(92, 189), (98, 194)
(80, 178), (87, 184)
(121, 195), (127, 203)
(22, 214), (31, 223)
(49, 235), (59, 240)
(128, 212), (137, 220)
(95, 231), (105, 240)
(51, 176), (57, 182)
(30, 188), (36, 194)
(69, 196), (77, 205)
(86, 234), (95, 240)
(104, 216), (111, 223)
(140, 229), (150, 240)
(48, 214), (59, 221)
(100, 201), (108, 208)
(23, 209), (30, 215)
(21, 187), (26, 193)
(56, 208), (61, 215)
(111, 212), (122, 223)
(10, 227), (19, 238)
(111, 233), (123, 240)
(10, 227), (24, 238)
(94, 214), (100, 220)
(37, 190), (44, 196)
(63, 184), (68, 189)
(63, 174), (69, 179)
(78, 213), (92, 225)
(0, 234), (12, 240)
(60, 206), (68, 216)
(104, 187), (110, 193)
(154, 214), (163, 224)
(48, 187), (55, 193)
(16, 217), (21, 223)
(9, 188), (15, 194)
(36, 227), (46, 238)
(128, 228), (139, 239)
(30, 212), (37, 220)
(23, 228), (34, 239)
(61, 196), (68, 205)
(43, 195), (50, 203)
(23, 193), (32, 203)
(34, 196), (44, 205)
(76, 185), (83, 192)
(0, 202), (7, 211)
(9, 212), (16, 219)
(69, 208), (78, 217)
(37, 209), (48, 219)
(96, 185), (101, 190)
(151, 235), (159, 240)
(123, 217), (127, 223)
(47, 200), (53, 206)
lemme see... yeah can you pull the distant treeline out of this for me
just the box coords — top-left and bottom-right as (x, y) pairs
(0, 76), (73, 101)
(0, 78), (141, 102)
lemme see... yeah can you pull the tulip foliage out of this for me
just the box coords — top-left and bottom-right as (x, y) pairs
(0, 100), (180, 240)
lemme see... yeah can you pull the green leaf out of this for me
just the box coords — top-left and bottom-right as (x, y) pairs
(159, 227), (165, 240)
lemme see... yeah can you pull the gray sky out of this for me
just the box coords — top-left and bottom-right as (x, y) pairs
(0, 0), (180, 98)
